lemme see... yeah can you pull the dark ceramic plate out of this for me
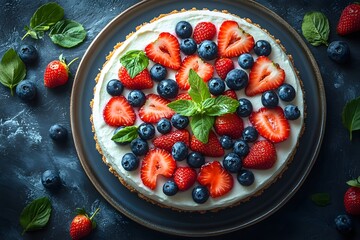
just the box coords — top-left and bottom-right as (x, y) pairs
(71, 0), (326, 236)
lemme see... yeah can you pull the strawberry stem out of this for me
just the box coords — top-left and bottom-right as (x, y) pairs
(89, 208), (100, 221)
(67, 57), (79, 68)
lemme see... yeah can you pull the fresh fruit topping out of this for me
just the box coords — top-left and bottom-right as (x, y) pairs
(163, 180), (179, 196)
(284, 105), (301, 120)
(344, 177), (360, 215)
(106, 79), (124, 96)
(171, 113), (189, 129)
(208, 77), (226, 96)
(69, 208), (100, 240)
(242, 140), (276, 169)
(334, 214), (353, 234)
(180, 38), (197, 55)
(18, 44), (38, 64)
(197, 161), (234, 198)
(49, 124), (68, 142)
(172, 141), (189, 161)
(145, 32), (181, 70)
(242, 126), (259, 142)
(218, 20), (255, 58)
(138, 123), (155, 140)
(327, 41), (351, 64)
(187, 151), (205, 168)
(173, 167), (197, 191)
(176, 92), (192, 100)
(222, 89), (237, 99)
(214, 113), (244, 139)
(254, 40), (272, 56)
(278, 83), (296, 102)
(150, 63), (167, 81)
(238, 53), (254, 69)
(156, 118), (172, 134)
(192, 186), (210, 204)
(337, 3), (360, 35)
(261, 90), (279, 108)
(41, 170), (61, 190)
(237, 169), (255, 186)
(233, 139), (250, 157)
(16, 80), (37, 101)
(190, 131), (225, 157)
(236, 98), (253, 117)
(157, 79), (179, 99)
(223, 152), (242, 173)
(138, 94), (175, 123)
(127, 89), (146, 107)
(130, 138), (149, 156)
(198, 40), (218, 61)
(175, 21), (193, 39)
(118, 66), (153, 90)
(44, 54), (77, 88)
(121, 153), (140, 171)
(219, 135), (234, 150)
(193, 22), (216, 44)
(103, 96), (136, 127)
(153, 129), (190, 153)
(249, 107), (290, 143)
(140, 148), (176, 190)
(246, 56), (285, 96)
(225, 69), (248, 90)
(112, 127), (131, 145)
(175, 55), (214, 90)
(215, 57), (234, 80)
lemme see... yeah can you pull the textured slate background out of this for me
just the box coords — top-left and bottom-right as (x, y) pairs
(0, 0), (359, 239)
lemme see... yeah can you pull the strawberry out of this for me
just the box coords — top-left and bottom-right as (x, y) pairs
(140, 148), (176, 189)
(344, 186), (360, 215)
(175, 55), (214, 90)
(69, 208), (100, 240)
(44, 54), (78, 88)
(176, 92), (192, 100)
(218, 20), (255, 58)
(103, 96), (136, 127)
(193, 22), (217, 44)
(245, 56), (285, 96)
(190, 131), (224, 157)
(242, 140), (276, 169)
(173, 167), (197, 191)
(249, 107), (290, 143)
(145, 32), (181, 70)
(222, 89), (237, 99)
(214, 113), (244, 139)
(197, 161), (234, 198)
(215, 57), (234, 80)
(153, 129), (190, 153)
(138, 94), (175, 123)
(337, 3), (360, 35)
(118, 66), (153, 90)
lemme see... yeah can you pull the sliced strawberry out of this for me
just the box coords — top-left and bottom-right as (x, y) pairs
(249, 107), (290, 143)
(245, 56), (285, 96)
(190, 131), (224, 157)
(103, 96), (136, 127)
(140, 148), (176, 190)
(242, 140), (276, 169)
(222, 89), (237, 99)
(139, 94), (175, 123)
(215, 57), (234, 80)
(197, 161), (234, 198)
(153, 129), (190, 153)
(118, 67), (153, 90)
(145, 32), (181, 70)
(173, 167), (197, 191)
(218, 20), (255, 58)
(176, 92), (192, 101)
(214, 113), (244, 139)
(193, 22), (217, 44)
(175, 55), (214, 90)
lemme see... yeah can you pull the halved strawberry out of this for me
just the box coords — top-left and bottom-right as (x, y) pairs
(222, 89), (237, 99)
(153, 129), (190, 153)
(141, 148), (176, 190)
(103, 96), (136, 127)
(242, 140), (276, 169)
(218, 20), (255, 58)
(139, 94), (175, 123)
(215, 57), (234, 80)
(193, 22), (217, 44)
(176, 92), (192, 100)
(190, 131), (224, 157)
(245, 56), (285, 96)
(197, 161), (234, 198)
(118, 67), (153, 90)
(175, 55), (214, 90)
(249, 107), (290, 143)
(145, 32), (181, 70)
(173, 167), (197, 191)
(214, 113), (244, 139)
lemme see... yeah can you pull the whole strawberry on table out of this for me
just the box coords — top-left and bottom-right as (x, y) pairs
(69, 208), (100, 240)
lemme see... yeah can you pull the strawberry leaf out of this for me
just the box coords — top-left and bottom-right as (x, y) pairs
(301, 11), (330, 46)
(190, 114), (214, 143)
(167, 99), (198, 116)
(310, 192), (331, 207)
(347, 176), (360, 188)
(120, 50), (149, 78)
(188, 69), (210, 103)
(111, 126), (138, 143)
(342, 96), (360, 140)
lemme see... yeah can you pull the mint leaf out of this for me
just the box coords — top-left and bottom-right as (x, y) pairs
(204, 95), (239, 116)
(120, 50), (149, 78)
(49, 19), (86, 48)
(111, 126), (138, 143)
(19, 197), (52, 234)
(347, 176), (360, 188)
(167, 99), (198, 116)
(190, 114), (214, 143)
(342, 96), (360, 140)
(188, 69), (210, 103)
(0, 48), (26, 95)
(301, 11), (330, 46)
(310, 193), (331, 207)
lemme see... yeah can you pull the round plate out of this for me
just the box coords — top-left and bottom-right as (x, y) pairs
(71, 0), (326, 236)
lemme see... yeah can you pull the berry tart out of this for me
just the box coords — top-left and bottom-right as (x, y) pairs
(91, 9), (305, 211)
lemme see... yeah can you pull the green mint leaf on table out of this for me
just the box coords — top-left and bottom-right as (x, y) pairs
(111, 126), (138, 143)
(310, 192), (331, 207)
(0, 48), (26, 95)
(347, 176), (360, 187)
(301, 11), (330, 46)
(167, 99), (199, 116)
(49, 19), (87, 48)
(204, 95), (239, 116)
(23, 2), (64, 40)
(188, 69), (211, 103)
(120, 50), (149, 78)
(190, 114), (215, 143)
(342, 96), (360, 140)
(19, 197), (52, 235)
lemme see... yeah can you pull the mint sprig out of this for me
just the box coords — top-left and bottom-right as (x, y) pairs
(342, 96), (360, 140)
(120, 50), (149, 78)
(111, 126), (138, 143)
(301, 11), (330, 46)
(310, 192), (331, 207)
(49, 19), (87, 48)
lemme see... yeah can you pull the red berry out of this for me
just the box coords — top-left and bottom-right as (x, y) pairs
(190, 131), (224, 157)
(69, 208), (100, 240)
(337, 3), (360, 35)
(103, 96), (136, 127)
(215, 58), (234, 80)
(214, 113), (244, 139)
(242, 140), (276, 169)
(153, 129), (190, 153)
(44, 55), (77, 88)
(193, 22), (216, 44)
(344, 186), (360, 215)
(173, 167), (197, 191)
(118, 67), (153, 90)
(138, 94), (175, 123)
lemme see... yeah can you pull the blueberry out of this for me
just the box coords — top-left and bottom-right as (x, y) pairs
(225, 69), (248, 90)
(157, 118), (172, 134)
(236, 98), (253, 117)
(171, 114), (189, 129)
(198, 40), (218, 61)
(172, 141), (188, 161)
(157, 79), (179, 99)
(261, 90), (279, 108)
(233, 139), (250, 157)
(18, 44), (38, 64)
(192, 185), (209, 204)
(175, 21), (193, 39)
(223, 153), (242, 173)
(113, 127), (130, 145)
(237, 169), (255, 186)
(238, 53), (254, 69)
(130, 138), (149, 156)
(163, 180), (179, 196)
(187, 152), (205, 168)
(242, 126), (258, 142)
(327, 41), (350, 64)
(49, 124), (68, 142)
(180, 38), (197, 55)
(150, 64), (167, 81)
(41, 170), (61, 190)
(220, 135), (234, 149)
(127, 90), (146, 107)
(16, 80), (37, 101)
(284, 105), (301, 120)
(208, 78), (225, 96)
(254, 40), (272, 56)
(121, 153), (140, 171)
(334, 214), (353, 234)
(278, 83), (296, 102)
(138, 123), (155, 140)
(106, 79), (123, 96)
